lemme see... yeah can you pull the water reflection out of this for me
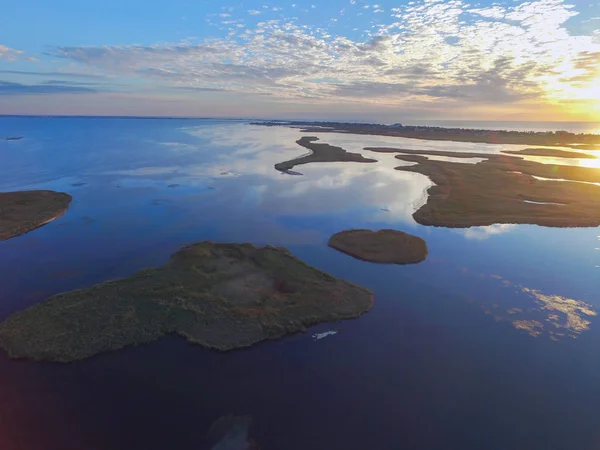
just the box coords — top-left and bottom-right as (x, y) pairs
(459, 224), (517, 240)
(531, 175), (600, 186)
(99, 124), (599, 229)
(124, 124), (435, 225)
(2, 118), (600, 450)
(461, 270), (597, 340)
(518, 155), (600, 167)
(578, 155), (600, 169)
(290, 129), (599, 166)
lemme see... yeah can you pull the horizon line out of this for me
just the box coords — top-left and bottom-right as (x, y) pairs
(0, 114), (598, 124)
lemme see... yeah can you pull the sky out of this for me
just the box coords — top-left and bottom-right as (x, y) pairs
(0, 0), (599, 121)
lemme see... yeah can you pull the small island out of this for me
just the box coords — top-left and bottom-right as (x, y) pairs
(328, 229), (428, 264)
(501, 148), (597, 159)
(275, 136), (377, 172)
(0, 242), (374, 362)
(0, 190), (72, 241)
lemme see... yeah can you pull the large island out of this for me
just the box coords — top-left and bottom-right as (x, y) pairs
(0, 242), (374, 362)
(367, 148), (600, 227)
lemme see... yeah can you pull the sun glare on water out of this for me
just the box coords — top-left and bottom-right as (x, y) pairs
(579, 158), (600, 169)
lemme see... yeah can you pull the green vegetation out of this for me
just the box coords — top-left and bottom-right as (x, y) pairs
(275, 136), (377, 172)
(0, 190), (72, 241)
(328, 229), (428, 264)
(0, 242), (373, 362)
(389, 152), (600, 227)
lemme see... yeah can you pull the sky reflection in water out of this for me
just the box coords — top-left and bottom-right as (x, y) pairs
(1, 118), (600, 450)
(88, 122), (600, 342)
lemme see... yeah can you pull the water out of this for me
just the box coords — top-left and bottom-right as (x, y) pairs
(0, 117), (599, 450)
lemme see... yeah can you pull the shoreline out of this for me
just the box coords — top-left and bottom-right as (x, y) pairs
(253, 121), (600, 148)
(0, 190), (72, 241)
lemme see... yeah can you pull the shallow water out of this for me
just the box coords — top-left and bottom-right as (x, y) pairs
(0, 117), (599, 450)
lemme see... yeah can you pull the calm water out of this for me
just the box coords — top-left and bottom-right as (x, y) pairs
(0, 117), (599, 450)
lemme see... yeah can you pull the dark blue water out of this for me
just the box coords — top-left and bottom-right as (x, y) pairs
(0, 117), (599, 450)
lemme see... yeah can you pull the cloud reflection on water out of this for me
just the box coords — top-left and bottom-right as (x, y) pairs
(459, 224), (517, 240)
(138, 124), (434, 225)
(461, 269), (597, 340)
(103, 123), (598, 231)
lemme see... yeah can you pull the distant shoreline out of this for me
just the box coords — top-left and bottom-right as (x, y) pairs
(252, 121), (600, 148)
(0, 115), (598, 132)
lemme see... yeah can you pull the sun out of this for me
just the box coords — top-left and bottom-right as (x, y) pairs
(540, 63), (600, 120)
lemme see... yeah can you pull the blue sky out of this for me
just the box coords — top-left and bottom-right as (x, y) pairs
(1, 0), (599, 120)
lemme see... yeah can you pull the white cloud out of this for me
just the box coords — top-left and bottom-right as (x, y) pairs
(0, 45), (22, 61)
(47, 0), (600, 112)
(248, 10), (261, 15)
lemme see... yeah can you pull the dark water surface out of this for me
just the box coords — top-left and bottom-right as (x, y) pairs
(0, 117), (599, 450)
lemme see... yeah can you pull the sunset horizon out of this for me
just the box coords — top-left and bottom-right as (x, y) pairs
(2, 0), (599, 121)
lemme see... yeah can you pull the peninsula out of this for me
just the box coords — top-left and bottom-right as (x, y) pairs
(0, 190), (72, 241)
(274, 136), (377, 172)
(0, 242), (374, 362)
(329, 229), (428, 264)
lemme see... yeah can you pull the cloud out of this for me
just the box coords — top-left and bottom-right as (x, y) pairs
(0, 81), (99, 95)
(248, 10), (261, 15)
(0, 69), (107, 79)
(37, 0), (600, 112)
(41, 80), (100, 86)
(168, 85), (227, 92)
(0, 45), (23, 61)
